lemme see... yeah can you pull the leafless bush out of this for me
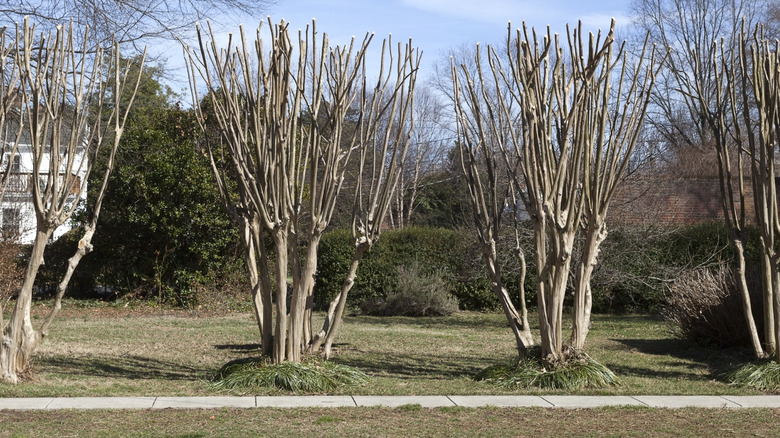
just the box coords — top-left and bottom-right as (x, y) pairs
(663, 264), (761, 348)
(361, 264), (459, 317)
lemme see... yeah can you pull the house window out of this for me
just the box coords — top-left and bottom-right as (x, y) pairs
(2, 207), (20, 238)
(5, 154), (20, 172)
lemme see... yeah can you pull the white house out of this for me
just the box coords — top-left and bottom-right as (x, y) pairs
(0, 135), (88, 245)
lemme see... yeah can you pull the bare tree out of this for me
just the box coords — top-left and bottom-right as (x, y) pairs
(312, 47), (420, 358)
(630, 0), (774, 175)
(390, 87), (450, 228)
(0, 18), (144, 384)
(450, 43), (535, 356)
(452, 20), (661, 362)
(187, 20), (419, 363)
(0, 0), (277, 51)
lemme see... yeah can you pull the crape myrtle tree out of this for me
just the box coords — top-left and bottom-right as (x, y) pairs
(312, 49), (419, 358)
(186, 19), (419, 363)
(634, 0), (780, 358)
(706, 25), (780, 361)
(0, 19), (143, 383)
(451, 20), (662, 362)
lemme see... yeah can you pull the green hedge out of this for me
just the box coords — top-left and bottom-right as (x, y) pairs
(315, 222), (756, 314)
(314, 227), (500, 311)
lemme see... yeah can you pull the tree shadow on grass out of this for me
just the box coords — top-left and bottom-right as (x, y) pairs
(344, 313), (508, 331)
(214, 343), (262, 353)
(332, 349), (494, 380)
(609, 337), (756, 381)
(35, 355), (210, 381)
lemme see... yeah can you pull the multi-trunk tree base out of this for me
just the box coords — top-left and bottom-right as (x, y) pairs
(475, 346), (619, 390)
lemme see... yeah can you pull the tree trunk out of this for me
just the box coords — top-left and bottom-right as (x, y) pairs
(241, 219), (264, 339)
(536, 218), (576, 363)
(317, 242), (369, 359)
(253, 221), (274, 356)
(760, 249), (776, 353)
(732, 239), (766, 358)
(480, 239), (534, 357)
(287, 234), (320, 362)
(0, 229), (51, 383)
(571, 220), (607, 350)
(272, 231), (288, 363)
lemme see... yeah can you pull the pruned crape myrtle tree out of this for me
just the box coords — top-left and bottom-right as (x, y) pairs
(0, 19), (143, 384)
(186, 19), (419, 363)
(632, 0), (779, 357)
(705, 25), (780, 362)
(451, 20), (661, 363)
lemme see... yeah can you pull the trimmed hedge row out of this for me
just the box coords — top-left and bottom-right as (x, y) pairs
(314, 222), (754, 314)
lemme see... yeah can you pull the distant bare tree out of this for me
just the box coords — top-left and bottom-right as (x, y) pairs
(0, 0), (277, 51)
(390, 87), (450, 228)
(630, 0), (774, 175)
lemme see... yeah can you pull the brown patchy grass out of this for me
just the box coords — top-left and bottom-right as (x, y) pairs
(0, 300), (769, 397)
(1, 407), (779, 437)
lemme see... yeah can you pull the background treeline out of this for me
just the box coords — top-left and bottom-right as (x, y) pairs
(36, 218), (758, 316)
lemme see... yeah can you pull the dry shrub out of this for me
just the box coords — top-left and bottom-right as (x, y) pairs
(361, 264), (459, 317)
(663, 264), (761, 348)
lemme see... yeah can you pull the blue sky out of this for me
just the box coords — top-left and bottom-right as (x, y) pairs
(164, 0), (633, 94)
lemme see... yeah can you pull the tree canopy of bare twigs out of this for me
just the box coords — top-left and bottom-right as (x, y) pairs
(630, 0), (776, 176)
(451, 20), (662, 363)
(0, 0), (276, 52)
(186, 19), (419, 363)
(0, 18), (144, 384)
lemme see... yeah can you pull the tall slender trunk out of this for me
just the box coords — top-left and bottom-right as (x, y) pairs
(317, 242), (369, 359)
(571, 220), (607, 350)
(241, 219), (264, 340)
(760, 249), (776, 353)
(731, 239), (765, 358)
(0, 228), (51, 384)
(287, 234), (320, 362)
(272, 231), (288, 363)
(484, 245), (534, 357)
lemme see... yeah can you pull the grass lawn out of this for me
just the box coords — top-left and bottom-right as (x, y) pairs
(0, 301), (775, 437)
(2, 406), (780, 437)
(0, 301), (765, 397)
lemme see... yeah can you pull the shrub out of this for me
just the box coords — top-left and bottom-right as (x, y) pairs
(590, 222), (760, 313)
(360, 264), (459, 316)
(662, 263), (762, 348)
(314, 227), (501, 312)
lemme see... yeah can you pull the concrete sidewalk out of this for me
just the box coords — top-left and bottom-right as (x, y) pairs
(2, 395), (780, 410)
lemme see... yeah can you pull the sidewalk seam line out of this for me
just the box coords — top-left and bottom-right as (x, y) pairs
(538, 396), (556, 407)
(446, 395), (457, 407)
(629, 396), (650, 407)
(351, 395), (357, 407)
(720, 396), (743, 408)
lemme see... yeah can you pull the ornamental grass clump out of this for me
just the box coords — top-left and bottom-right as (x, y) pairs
(724, 361), (780, 391)
(475, 347), (619, 390)
(213, 357), (369, 392)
